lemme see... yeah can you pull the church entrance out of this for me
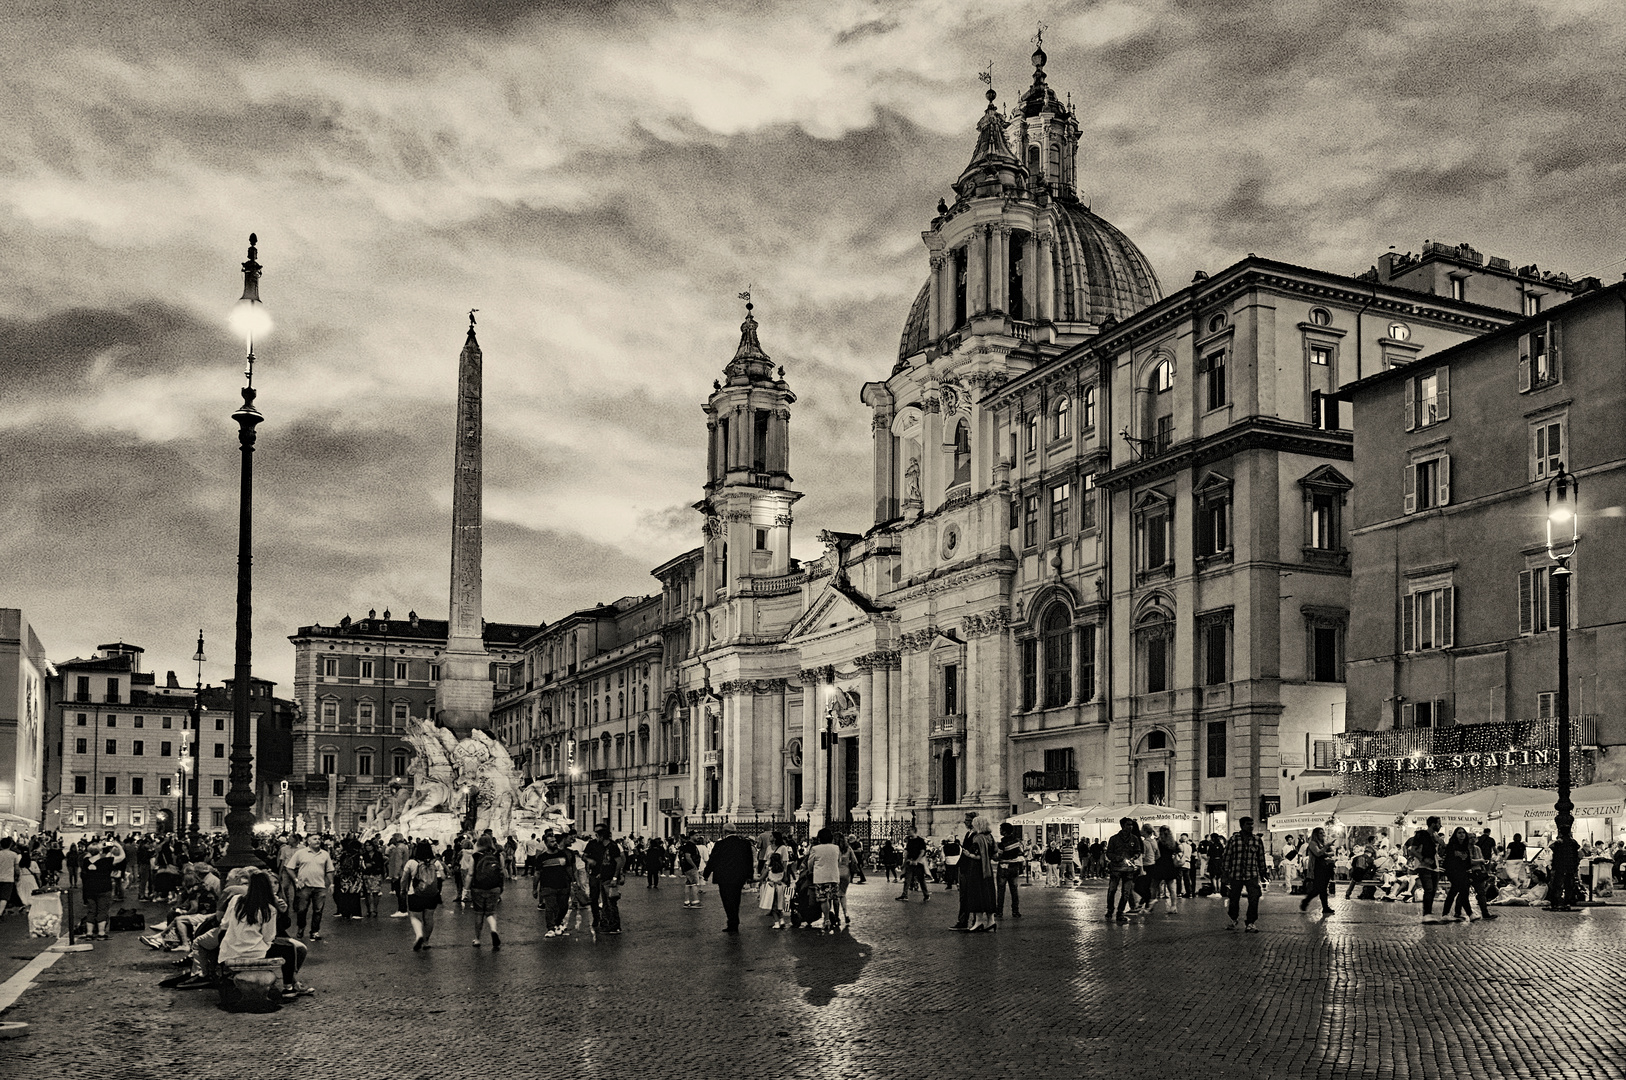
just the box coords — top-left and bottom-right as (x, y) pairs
(843, 737), (860, 819)
(941, 747), (958, 805)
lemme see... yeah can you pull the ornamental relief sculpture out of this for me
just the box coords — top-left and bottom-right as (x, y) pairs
(960, 609), (1012, 638)
(898, 628), (939, 654)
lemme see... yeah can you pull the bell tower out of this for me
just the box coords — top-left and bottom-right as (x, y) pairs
(696, 295), (800, 603)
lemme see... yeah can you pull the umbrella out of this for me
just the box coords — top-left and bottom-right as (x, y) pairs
(1566, 782), (1626, 819)
(1265, 795), (1380, 832)
(1405, 785), (1557, 827)
(1006, 804), (1075, 825)
(1073, 803), (1198, 825)
(1334, 791), (1452, 828)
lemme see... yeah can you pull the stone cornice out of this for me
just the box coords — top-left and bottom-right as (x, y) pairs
(1099, 418), (1354, 492)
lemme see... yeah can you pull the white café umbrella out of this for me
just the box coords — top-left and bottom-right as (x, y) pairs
(1334, 790), (1454, 828)
(1265, 795), (1380, 833)
(1072, 803), (1199, 825)
(1006, 804), (1080, 826)
(1404, 785), (1558, 828)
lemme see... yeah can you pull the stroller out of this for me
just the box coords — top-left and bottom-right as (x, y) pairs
(788, 873), (822, 930)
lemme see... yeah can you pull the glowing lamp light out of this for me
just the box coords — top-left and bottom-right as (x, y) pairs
(229, 298), (273, 344)
(1546, 466), (1579, 562)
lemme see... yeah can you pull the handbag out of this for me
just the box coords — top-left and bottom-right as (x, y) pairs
(758, 882), (775, 910)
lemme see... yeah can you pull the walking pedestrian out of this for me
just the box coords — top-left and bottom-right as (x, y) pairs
(1222, 816), (1268, 932)
(678, 834), (703, 907)
(949, 810), (976, 930)
(1441, 827), (1477, 921)
(1299, 827), (1335, 916)
(536, 831), (574, 936)
(1104, 818), (1143, 923)
(594, 824), (626, 934)
(1409, 817), (1444, 923)
(996, 822), (1024, 918)
(468, 835), (505, 949)
(284, 833), (335, 940)
(703, 823), (756, 933)
(645, 836), (665, 889)
(807, 828), (843, 934)
(403, 839), (445, 950)
(961, 816), (999, 932)
(1151, 825), (1180, 914)
(1178, 834), (1197, 897)
(386, 833), (411, 918)
(896, 825), (929, 902)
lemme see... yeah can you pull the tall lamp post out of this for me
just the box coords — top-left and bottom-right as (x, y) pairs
(189, 629), (205, 846)
(220, 234), (270, 868)
(1545, 465), (1579, 910)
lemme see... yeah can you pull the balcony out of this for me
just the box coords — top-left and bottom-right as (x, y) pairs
(929, 714), (966, 738)
(105, 693), (121, 704)
(588, 768), (610, 782)
(701, 749), (721, 768)
(1023, 769), (1079, 793)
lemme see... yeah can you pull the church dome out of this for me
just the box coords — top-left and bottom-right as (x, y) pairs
(897, 200), (1163, 361)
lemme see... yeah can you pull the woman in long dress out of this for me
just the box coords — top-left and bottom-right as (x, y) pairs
(962, 816), (999, 932)
(332, 837), (365, 919)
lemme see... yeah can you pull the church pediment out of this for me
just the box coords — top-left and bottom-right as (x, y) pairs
(786, 580), (880, 641)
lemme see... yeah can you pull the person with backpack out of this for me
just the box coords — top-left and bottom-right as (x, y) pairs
(590, 824), (626, 934)
(468, 834), (505, 949)
(765, 843), (791, 929)
(678, 834), (703, 908)
(403, 839), (445, 951)
(645, 836), (666, 889)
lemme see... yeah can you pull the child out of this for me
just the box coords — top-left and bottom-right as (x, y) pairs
(766, 847), (789, 929)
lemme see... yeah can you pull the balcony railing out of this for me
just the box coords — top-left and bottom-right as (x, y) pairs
(1023, 769), (1079, 793)
(929, 714), (966, 738)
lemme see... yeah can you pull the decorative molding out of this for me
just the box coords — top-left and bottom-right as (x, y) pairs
(899, 628), (940, 654)
(922, 396), (942, 414)
(773, 513), (794, 527)
(701, 516), (722, 539)
(961, 609), (1012, 638)
(722, 509), (754, 523)
(774, 408), (792, 421)
(872, 413), (892, 430)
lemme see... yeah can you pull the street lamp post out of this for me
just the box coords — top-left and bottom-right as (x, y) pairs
(1545, 465), (1579, 911)
(189, 630), (205, 847)
(220, 234), (270, 869)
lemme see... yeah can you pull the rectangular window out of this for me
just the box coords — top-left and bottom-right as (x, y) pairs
(1026, 415), (1038, 453)
(358, 753), (374, 776)
(215, 716), (225, 731)
(1154, 415), (1174, 454)
(1524, 292), (1542, 317)
(161, 741), (171, 756)
(1023, 493), (1040, 548)
(359, 659), (375, 680)
(1311, 625), (1343, 683)
(1146, 633), (1169, 694)
(212, 779), (225, 797)
(162, 716), (171, 729)
(1519, 325), (1559, 389)
(1404, 367), (1450, 429)
(75, 738), (87, 754)
(105, 738), (116, 755)
(393, 753), (409, 777)
(1139, 506), (1171, 570)
(1450, 277), (1464, 301)
(1309, 345), (1332, 366)
(106, 677), (120, 703)
(1080, 474), (1097, 531)
(1199, 495), (1230, 557)
(430, 664), (441, 682)
(1077, 626), (1096, 703)
(321, 753), (337, 774)
(1311, 389), (1342, 431)
(132, 740), (144, 756)
(159, 777), (171, 796)
(359, 703), (374, 727)
(321, 657), (337, 678)
(76, 676), (90, 702)
(1312, 739), (1337, 770)
(1050, 482), (1071, 540)
(394, 661), (409, 680)
(1532, 418), (1565, 480)
(321, 701), (338, 726)
(1203, 350), (1227, 410)
(134, 716), (143, 728)
(754, 528), (768, 550)
(1519, 566), (1569, 634)
(214, 743), (225, 758)
(1405, 455), (1450, 513)
(1537, 692), (1556, 718)
(393, 703), (409, 725)
(1310, 492), (1339, 549)
(1021, 640), (1038, 711)
(1206, 720), (1227, 778)
(74, 776), (87, 795)
(1404, 586), (1455, 651)
(1414, 701), (1434, 728)
(942, 664), (959, 716)
(213, 809), (225, 828)
(107, 716), (116, 727)
(753, 409), (770, 473)
(104, 775), (117, 795)
(1203, 619), (1230, 685)
(1043, 747), (1075, 774)
(76, 713), (86, 726)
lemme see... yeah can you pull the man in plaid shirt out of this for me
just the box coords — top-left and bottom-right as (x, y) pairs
(1222, 816), (1268, 932)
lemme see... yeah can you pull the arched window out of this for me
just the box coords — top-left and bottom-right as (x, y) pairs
(1153, 357), (1175, 392)
(1048, 143), (1061, 183)
(1042, 604), (1072, 708)
(953, 248), (968, 326)
(1027, 145), (1040, 169)
(1009, 231), (1027, 318)
(1052, 396), (1071, 440)
(618, 691), (625, 718)
(1082, 386), (1096, 429)
(951, 420), (971, 487)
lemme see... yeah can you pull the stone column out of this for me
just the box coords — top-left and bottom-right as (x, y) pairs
(872, 411), (894, 523)
(870, 654), (894, 815)
(1036, 231), (1054, 323)
(723, 684), (755, 814)
(968, 225), (987, 315)
(992, 226), (1009, 314)
(769, 686), (786, 814)
(798, 669), (825, 829)
(922, 395), (944, 510)
(964, 610), (1012, 809)
(855, 659), (875, 813)
(899, 631), (933, 808)
(928, 253), (945, 339)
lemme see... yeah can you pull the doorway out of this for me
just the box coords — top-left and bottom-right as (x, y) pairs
(843, 737), (860, 819)
(941, 747), (958, 805)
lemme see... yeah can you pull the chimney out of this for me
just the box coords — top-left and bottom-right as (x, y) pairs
(166, 670), (180, 688)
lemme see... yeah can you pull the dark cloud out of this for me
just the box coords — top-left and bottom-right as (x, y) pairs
(0, 303), (219, 397)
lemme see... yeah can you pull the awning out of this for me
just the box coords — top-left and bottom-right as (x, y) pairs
(1403, 785), (1557, 827)
(1068, 803), (1200, 825)
(1333, 791), (1454, 827)
(1266, 795), (1380, 832)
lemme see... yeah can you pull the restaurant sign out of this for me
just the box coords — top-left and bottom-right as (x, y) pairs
(1336, 748), (1553, 774)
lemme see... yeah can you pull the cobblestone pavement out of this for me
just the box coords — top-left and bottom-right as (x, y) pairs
(4, 877), (1626, 1080)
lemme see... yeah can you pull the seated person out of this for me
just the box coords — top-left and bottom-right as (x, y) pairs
(218, 870), (311, 999)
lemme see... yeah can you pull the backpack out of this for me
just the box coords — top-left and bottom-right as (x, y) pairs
(472, 854), (504, 891)
(769, 851), (785, 875)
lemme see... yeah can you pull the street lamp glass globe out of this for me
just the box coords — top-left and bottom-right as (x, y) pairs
(229, 298), (273, 344)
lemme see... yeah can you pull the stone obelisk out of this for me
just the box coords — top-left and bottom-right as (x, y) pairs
(435, 311), (493, 736)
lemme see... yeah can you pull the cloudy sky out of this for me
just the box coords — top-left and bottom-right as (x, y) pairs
(5, 0), (1625, 689)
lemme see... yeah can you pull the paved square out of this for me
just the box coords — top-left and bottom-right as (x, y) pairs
(3, 879), (1624, 1079)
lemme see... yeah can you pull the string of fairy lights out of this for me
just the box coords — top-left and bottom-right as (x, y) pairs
(1335, 718), (1591, 799)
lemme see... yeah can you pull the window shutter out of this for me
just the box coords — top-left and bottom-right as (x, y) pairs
(1549, 320), (1562, 381)
(1327, 397), (1342, 431)
(1436, 696), (1454, 727)
(1437, 454), (1451, 507)
(1403, 462), (1417, 514)
(1518, 334), (1532, 392)
(1533, 426), (1547, 480)
(1402, 592), (1415, 651)
(1441, 587), (1455, 647)
(1436, 365), (1450, 420)
(1518, 570), (1534, 634)
(1404, 377), (1416, 430)
(1310, 389), (1323, 428)
(1401, 702), (1415, 729)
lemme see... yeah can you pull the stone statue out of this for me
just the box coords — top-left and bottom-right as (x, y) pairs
(454, 728), (520, 840)
(905, 457), (921, 501)
(294, 813), (306, 837)
(399, 718), (460, 834)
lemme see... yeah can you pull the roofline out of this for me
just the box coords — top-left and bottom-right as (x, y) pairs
(1333, 277), (1626, 400)
(651, 545), (704, 577)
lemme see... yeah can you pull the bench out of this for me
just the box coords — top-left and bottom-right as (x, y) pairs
(219, 957), (284, 1012)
